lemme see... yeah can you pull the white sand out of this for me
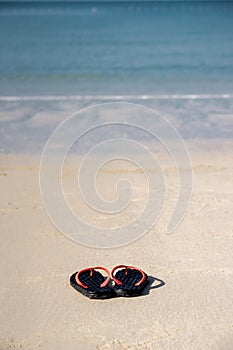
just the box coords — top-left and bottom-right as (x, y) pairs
(0, 143), (233, 349)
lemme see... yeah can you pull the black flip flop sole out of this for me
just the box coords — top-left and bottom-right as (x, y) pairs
(70, 271), (115, 299)
(113, 268), (149, 297)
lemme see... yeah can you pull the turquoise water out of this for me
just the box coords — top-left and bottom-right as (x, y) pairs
(0, 1), (233, 95)
(0, 1), (233, 152)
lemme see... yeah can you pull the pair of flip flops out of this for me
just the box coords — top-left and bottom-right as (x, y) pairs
(70, 265), (149, 299)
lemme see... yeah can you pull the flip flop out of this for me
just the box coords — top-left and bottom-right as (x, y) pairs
(111, 264), (149, 297)
(70, 266), (115, 299)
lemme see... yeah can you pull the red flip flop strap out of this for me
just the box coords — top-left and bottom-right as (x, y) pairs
(127, 265), (146, 286)
(111, 264), (128, 285)
(75, 266), (111, 289)
(112, 264), (146, 286)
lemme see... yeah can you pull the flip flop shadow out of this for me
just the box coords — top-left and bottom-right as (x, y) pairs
(140, 276), (165, 296)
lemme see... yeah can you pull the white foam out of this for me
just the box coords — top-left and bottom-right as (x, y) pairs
(0, 94), (233, 102)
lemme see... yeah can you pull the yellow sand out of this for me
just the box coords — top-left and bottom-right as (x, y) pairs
(0, 143), (233, 350)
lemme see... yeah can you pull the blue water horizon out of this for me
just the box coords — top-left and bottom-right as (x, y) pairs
(0, 1), (233, 96)
(0, 1), (233, 153)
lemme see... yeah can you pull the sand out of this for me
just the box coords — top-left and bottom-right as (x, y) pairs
(0, 142), (233, 350)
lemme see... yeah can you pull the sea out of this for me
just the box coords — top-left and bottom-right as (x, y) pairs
(0, 1), (233, 153)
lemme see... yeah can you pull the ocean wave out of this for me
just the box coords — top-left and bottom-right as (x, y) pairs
(0, 94), (233, 102)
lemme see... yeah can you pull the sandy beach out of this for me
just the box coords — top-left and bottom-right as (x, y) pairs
(1, 1), (233, 349)
(0, 141), (232, 350)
